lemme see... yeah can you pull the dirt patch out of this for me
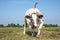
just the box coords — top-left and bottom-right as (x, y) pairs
(40, 31), (60, 39)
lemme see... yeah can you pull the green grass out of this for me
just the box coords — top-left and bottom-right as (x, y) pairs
(0, 27), (60, 40)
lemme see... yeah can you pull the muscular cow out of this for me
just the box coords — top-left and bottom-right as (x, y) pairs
(23, 8), (44, 37)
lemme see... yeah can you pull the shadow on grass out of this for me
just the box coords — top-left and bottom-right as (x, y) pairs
(26, 31), (37, 37)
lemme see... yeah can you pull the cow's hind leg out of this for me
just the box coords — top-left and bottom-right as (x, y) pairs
(31, 26), (35, 37)
(29, 24), (35, 37)
(31, 24), (35, 37)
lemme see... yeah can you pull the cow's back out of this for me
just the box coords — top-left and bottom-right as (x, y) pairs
(25, 8), (42, 16)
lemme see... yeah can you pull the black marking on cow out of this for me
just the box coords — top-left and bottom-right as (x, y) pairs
(37, 15), (43, 18)
(25, 15), (31, 19)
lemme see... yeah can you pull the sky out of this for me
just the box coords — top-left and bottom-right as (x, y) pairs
(0, 0), (60, 26)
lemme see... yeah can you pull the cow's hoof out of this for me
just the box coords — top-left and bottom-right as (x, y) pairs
(32, 33), (35, 37)
(36, 35), (40, 38)
(32, 34), (34, 37)
(23, 32), (26, 35)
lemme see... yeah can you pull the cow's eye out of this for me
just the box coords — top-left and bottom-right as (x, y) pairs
(37, 15), (43, 18)
(25, 15), (31, 19)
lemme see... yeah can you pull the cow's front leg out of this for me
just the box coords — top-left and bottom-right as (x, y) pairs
(23, 18), (27, 34)
(24, 26), (26, 34)
(37, 27), (41, 37)
(36, 21), (43, 37)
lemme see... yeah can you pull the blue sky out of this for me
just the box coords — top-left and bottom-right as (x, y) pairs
(0, 0), (60, 25)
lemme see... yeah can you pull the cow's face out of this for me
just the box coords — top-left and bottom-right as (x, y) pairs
(32, 13), (43, 26)
(25, 13), (43, 26)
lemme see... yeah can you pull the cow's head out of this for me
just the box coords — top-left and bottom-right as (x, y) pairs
(25, 13), (43, 27)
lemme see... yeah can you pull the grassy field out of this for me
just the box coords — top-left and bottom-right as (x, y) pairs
(0, 27), (60, 40)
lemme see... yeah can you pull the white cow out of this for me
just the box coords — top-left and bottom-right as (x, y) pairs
(24, 8), (44, 37)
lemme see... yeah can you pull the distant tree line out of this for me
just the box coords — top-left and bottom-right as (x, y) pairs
(0, 23), (22, 27)
(0, 23), (59, 27)
(43, 24), (59, 27)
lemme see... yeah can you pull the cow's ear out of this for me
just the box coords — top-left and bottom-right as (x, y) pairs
(37, 15), (43, 18)
(25, 15), (31, 19)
